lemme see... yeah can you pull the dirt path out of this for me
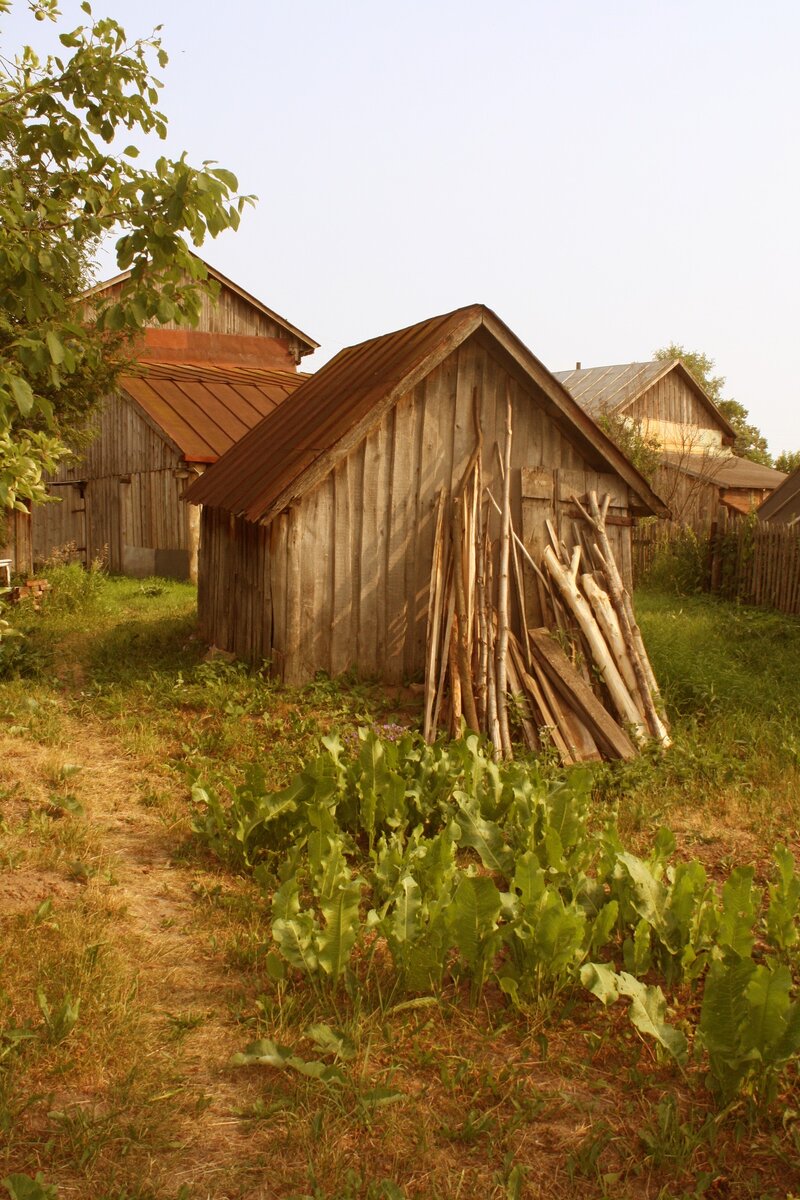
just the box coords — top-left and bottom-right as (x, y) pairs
(1, 715), (287, 1199)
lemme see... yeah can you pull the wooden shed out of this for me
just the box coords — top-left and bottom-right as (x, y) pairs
(188, 305), (667, 684)
(555, 360), (785, 528)
(22, 262), (318, 580)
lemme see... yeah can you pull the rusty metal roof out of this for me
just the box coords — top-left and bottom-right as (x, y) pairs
(555, 359), (737, 441)
(121, 360), (306, 463)
(187, 304), (669, 523)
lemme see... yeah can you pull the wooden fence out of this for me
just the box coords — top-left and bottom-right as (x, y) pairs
(633, 514), (800, 616)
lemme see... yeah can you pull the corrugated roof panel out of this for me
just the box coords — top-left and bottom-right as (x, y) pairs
(119, 360), (304, 463)
(554, 362), (668, 416)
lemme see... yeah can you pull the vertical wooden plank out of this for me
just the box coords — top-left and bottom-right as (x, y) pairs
(270, 513), (289, 678)
(284, 506), (303, 683)
(386, 398), (415, 682)
(358, 416), (389, 675)
(330, 457), (354, 677)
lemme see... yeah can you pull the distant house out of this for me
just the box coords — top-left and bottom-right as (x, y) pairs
(758, 466), (800, 525)
(187, 305), (667, 684)
(555, 360), (785, 528)
(3, 261), (318, 580)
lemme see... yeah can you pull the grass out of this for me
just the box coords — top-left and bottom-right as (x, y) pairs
(0, 566), (799, 1198)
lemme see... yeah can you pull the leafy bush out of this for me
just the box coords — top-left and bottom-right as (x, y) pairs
(193, 728), (800, 1110)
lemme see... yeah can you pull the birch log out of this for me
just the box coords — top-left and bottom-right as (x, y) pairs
(576, 491), (670, 747)
(543, 544), (648, 744)
(581, 572), (642, 705)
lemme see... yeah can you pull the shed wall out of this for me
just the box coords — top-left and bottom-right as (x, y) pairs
(33, 394), (192, 576)
(97, 276), (308, 362)
(198, 338), (635, 683)
(627, 375), (726, 454)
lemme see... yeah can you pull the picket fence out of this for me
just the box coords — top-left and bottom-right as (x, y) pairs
(632, 515), (800, 617)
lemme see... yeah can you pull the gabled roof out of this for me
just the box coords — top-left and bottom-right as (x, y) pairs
(662, 451), (786, 491)
(186, 304), (669, 523)
(120, 361), (306, 463)
(758, 466), (800, 522)
(85, 254), (319, 357)
(555, 359), (737, 442)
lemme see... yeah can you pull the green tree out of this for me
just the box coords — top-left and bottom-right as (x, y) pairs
(774, 449), (800, 475)
(716, 400), (772, 467)
(596, 411), (661, 483)
(0, 0), (253, 509)
(654, 342), (773, 466)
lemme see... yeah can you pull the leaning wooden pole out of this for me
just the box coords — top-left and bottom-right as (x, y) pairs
(577, 491), (670, 747)
(452, 492), (481, 733)
(543, 544), (649, 744)
(495, 387), (514, 759)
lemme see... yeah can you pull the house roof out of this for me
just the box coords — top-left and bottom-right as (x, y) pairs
(758, 466), (800, 522)
(120, 360), (306, 464)
(186, 304), (669, 523)
(662, 451), (786, 490)
(555, 359), (738, 442)
(84, 254), (319, 357)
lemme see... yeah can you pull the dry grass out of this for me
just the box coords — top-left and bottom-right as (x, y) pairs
(0, 574), (799, 1198)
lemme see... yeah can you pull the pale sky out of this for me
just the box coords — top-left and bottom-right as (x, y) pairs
(5, 0), (800, 454)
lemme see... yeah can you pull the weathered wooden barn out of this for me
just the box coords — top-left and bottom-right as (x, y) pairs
(555, 360), (786, 528)
(8, 262), (318, 579)
(188, 305), (668, 684)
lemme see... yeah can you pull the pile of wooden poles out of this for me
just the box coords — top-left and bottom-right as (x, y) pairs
(422, 398), (669, 763)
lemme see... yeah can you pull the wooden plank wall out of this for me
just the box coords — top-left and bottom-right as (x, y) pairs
(652, 462), (720, 532)
(198, 337), (639, 684)
(33, 395), (189, 571)
(626, 375), (724, 440)
(96, 276), (308, 362)
(0, 508), (33, 576)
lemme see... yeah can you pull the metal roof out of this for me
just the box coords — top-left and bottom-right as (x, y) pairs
(758, 466), (800, 522)
(120, 360), (305, 463)
(662, 451), (787, 490)
(555, 359), (737, 441)
(554, 362), (669, 416)
(186, 304), (669, 523)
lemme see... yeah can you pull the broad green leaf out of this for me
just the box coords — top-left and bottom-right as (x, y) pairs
(616, 852), (669, 931)
(45, 330), (64, 364)
(616, 973), (687, 1064)
(317, 877), (363, 980)
(741, 962), (792, 1057)
(8, 375), (34, 416)
(306, 1024), (356, 1061)
(580, 961), (621, 1005)
(718, 867), (756, 960)
(448, 874), (501, 968)
(588, 901), (618, 955)
(456, 801), (514, 878)
(390, 875), (422, 945)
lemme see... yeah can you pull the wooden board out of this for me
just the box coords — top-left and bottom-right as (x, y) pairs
(528, 627), (637, 761)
